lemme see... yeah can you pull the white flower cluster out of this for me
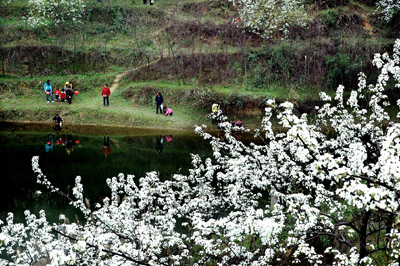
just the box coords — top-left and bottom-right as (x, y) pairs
(376, 0), (400, 22)
(228, 0), (309, 39)
(26, 0), (85, 28)
(1, 39), (400, 266)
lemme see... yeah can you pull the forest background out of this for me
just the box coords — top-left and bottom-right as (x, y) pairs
(0, 0), (399, 129)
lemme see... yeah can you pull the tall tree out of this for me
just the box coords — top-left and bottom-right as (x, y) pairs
(26, 0), (86, 66)
(228, 0), (309, 38)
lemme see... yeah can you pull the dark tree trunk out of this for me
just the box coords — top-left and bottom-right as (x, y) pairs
(359, 210), (371, 263)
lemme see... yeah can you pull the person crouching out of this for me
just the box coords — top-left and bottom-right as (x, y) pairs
(163, 106), (173, 116)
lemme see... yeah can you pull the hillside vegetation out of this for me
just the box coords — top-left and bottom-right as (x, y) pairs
(0, 0), (399, 129)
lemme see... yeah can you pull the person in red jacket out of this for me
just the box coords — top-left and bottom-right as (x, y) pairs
(54, 88), (61, 102)
(60, 89), (66, 103)
(101, 84), (111, 106)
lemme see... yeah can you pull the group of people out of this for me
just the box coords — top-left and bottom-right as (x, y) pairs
(44, 80), (112, 107)
(44, 81), (177, 118)
(155, 92), (173, 116)
(44, 80), (75, 104)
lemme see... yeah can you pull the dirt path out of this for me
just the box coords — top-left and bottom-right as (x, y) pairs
(110, 59), (160, 93)
(110, 5), (172, 94)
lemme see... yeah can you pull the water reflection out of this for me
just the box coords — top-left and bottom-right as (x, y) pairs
(102, 136), (111, 158)
(0, 123), (213, 224)
(64, 134), (76, 155)
(155, 135), (163, 155)
(155, 135), (174, 155)
(45, 133), (54, 152)
(0, 122), (265, 224)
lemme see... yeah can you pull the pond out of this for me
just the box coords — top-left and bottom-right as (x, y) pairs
(0, 122), (258, 225)
(0, 122), (215, 224)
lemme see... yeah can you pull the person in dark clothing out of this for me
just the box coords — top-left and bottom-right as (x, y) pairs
(65, 85), (74, 105)
(53, 114), (63, 132)
(155, 92), (163, 114)
(53, 114), (63, 125)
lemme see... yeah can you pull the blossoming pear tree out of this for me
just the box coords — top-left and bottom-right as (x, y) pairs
(228, 0), (309, 38)
(1, 39), (400, 265)
(25, 0), (85, 28)
(376, 0), (400, 22)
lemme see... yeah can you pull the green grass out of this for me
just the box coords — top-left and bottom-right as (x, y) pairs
(0, 71), (216, 129)
(1, 0), (398, 131)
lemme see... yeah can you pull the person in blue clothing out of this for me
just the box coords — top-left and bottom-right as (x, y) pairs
(155, 92), (164, 114)
(44, 80), (54, 103)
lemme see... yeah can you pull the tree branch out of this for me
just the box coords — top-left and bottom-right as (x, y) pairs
(52, 227), (151, 266)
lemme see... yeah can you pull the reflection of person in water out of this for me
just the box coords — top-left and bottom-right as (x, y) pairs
(64, 134), (75, 155)
(102, 137), (111, 158)
(156, 135), (164, 155)
(45, 133), (54, 152)
(60, 134), (67, 145)
(53, 123), (62, 133)
(164, 135), (173, 142)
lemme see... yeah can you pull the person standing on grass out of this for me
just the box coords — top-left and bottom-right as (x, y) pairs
(64, 81), (73, 90)
(155, 92), (163, 114)
(65, 85), (74, 105)
(44, 80), (54, 103)
(54, 87), (61, 102)
(60, 89), (66, 103)
(211, 103), (220, 125)
(101, 84), (111, 106)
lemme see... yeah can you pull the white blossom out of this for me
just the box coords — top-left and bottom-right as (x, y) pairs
(1, 39), (400, 266)
(228, 0), (309, 38)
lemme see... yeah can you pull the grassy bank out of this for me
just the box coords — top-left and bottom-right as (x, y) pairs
(1, 0), (398, 130)
(0, 72), (268, 130)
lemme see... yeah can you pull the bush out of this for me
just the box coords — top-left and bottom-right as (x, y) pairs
(326, 52), (361, 89)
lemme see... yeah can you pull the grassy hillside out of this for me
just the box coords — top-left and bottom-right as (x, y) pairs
(0, 0), (399, 128)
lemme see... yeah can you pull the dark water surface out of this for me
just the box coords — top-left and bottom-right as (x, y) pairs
(0, 122), (215, 224)
(0, 122), (262, 224)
